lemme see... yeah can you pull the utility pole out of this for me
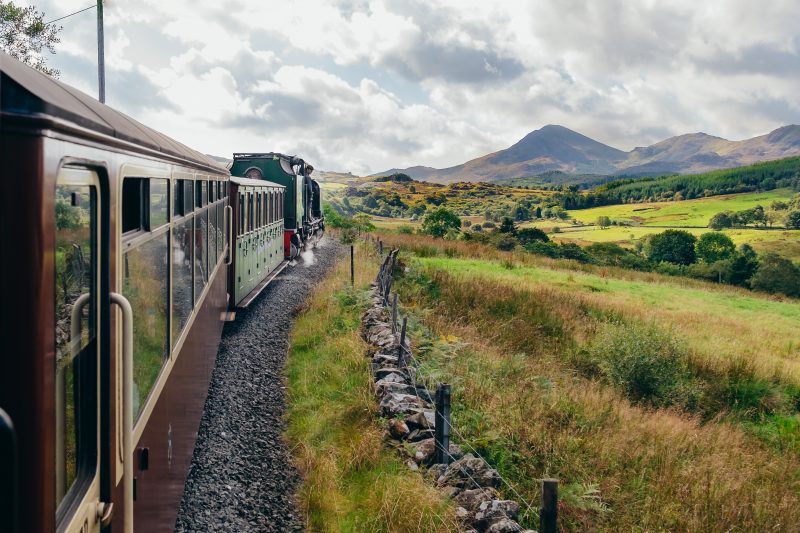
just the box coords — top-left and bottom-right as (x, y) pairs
(96, 0), (105, 103)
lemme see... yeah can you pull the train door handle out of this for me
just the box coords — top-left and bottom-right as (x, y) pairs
(110, 292), (134, 533)
(97, 501), (114, 527)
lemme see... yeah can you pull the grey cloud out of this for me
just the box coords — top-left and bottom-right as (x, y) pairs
(693, 41), (800, 78)
(381, 43), (523, 84)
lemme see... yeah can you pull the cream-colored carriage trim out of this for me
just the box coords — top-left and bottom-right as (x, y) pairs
(110, 292), (134, 533)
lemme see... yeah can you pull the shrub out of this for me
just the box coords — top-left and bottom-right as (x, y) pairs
(421, 207), (461, 238)
(750, 252), (800, 297)
(524, 240), (561, 258)
(786, 210), (800, 229)
(590, 322), (690, 407)
(397, 225), (415, 235)
(516, 227), (549, 244)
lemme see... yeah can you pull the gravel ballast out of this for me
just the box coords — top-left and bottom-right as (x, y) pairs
(175, 236), (343, 532)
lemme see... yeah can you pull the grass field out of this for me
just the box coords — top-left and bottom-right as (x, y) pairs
(391, 246), (800, 531)
(413, 256), (800, 386)
(286, 246), (456, 531)
(567, 189), (794, 227)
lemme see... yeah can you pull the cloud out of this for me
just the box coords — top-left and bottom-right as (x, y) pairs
(17, 0), (800, 173)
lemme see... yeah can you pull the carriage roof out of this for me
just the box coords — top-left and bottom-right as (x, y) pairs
(1, 51), (226, 173)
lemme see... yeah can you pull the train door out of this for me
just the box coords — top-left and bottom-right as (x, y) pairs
(54, 166), (113, 532)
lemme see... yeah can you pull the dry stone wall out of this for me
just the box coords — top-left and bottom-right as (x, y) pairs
(360, 255), (536, 533)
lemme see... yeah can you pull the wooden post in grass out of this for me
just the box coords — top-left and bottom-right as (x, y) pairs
(379, 240), (383, 255)
(541, 479), (558, 533)
(397, 316), (407, 368)
(350, 245), (354, 287)
(434, 384), (451, 465)
(391, 292), (398, 334)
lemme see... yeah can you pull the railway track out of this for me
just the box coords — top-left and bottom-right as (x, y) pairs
(175, 236), (343, 532)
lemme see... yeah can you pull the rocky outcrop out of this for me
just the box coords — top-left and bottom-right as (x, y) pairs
(360, 272), (535, 533)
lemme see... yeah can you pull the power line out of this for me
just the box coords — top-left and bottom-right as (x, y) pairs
(45, 4), (96, 25)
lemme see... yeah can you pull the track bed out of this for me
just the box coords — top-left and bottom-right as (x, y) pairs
(175, 236), (343, 532)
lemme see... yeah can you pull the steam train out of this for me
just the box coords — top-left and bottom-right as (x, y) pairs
(0, 51), (322, 533)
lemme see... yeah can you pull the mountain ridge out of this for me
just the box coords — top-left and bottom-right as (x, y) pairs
(375, 124), (800, 183)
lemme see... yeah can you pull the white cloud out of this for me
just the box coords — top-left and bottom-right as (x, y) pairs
(17, 0), (800, 173)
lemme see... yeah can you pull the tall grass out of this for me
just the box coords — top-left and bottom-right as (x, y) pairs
(285, 243), (457, 532)
(396, 264), (800, 531)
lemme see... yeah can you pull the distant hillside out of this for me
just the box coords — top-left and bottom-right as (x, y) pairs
(376, 125), (800, 184)
(551, 156), (800, 209)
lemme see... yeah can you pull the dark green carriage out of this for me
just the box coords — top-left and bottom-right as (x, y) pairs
(230, 153), (323, 257)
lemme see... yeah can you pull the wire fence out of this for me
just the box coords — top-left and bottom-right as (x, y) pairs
(369, 239), (558, 533)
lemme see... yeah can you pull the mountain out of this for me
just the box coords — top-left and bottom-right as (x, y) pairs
(376, 125), (800, 183)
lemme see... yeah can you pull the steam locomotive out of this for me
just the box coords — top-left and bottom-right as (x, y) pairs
(0, 51), (322, 533)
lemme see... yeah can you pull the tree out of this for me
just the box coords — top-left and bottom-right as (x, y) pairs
(708, 211), (734, 230)
(695, 232), (735, 263)
(728, 244), (759, 286)
(1, 1), (61, 76)
(421, 207), (461, 238)
(498, 217), (516, 234)
(534, 206), (542, 218)
(749, 253), (800, 297)
(596, 216), (612, 229)
(513, 204), (531, 221)
(647, 229), (697, 265)
(786, 210), (800, 230)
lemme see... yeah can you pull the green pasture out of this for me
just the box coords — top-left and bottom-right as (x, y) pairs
(413, 256), (800, 386)
(553, 225), (800, 261)
(567, 189), (794, 227)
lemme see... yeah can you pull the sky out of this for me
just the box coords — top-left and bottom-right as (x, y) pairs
(20, 0), (800, 174)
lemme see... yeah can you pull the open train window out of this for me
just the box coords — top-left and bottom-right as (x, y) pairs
(195, 181), (206, 208)
(122, 178), (168, 234)
(122, 178), (146, 233)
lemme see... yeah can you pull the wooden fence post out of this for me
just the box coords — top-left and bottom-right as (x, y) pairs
(541, 479), (558, 533)
(379, 240), (383, 255)
(397, 316), (407, 368)
(350, 245), (354, 287)
(391, 292), (398, 334)
(434, 384), (451, 465)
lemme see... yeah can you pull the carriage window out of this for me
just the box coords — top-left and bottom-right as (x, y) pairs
(248, 193), (254, 232)
(150, 179), (168, 228)
(216, 202), (224, 259)
(172, 216), (193, 347)
(173, 180), (182, 217)
(208, 201), (217, 268)
(194, 207), (208, 302)
(122, 232), (169, 419)
(209, 181), (216, 203)
(54, 170), (98, 513)
(238, 195), (245, 237)
(195, 181), (204, 208)
(183, 180), (193, 214)
(122, 178), (145, 233)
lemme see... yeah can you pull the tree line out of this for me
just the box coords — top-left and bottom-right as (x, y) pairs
(550, 157), (800, 210)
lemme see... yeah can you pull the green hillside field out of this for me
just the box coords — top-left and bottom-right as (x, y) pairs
(567, 189), (795, 227)
(552, 226), (800, 261)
